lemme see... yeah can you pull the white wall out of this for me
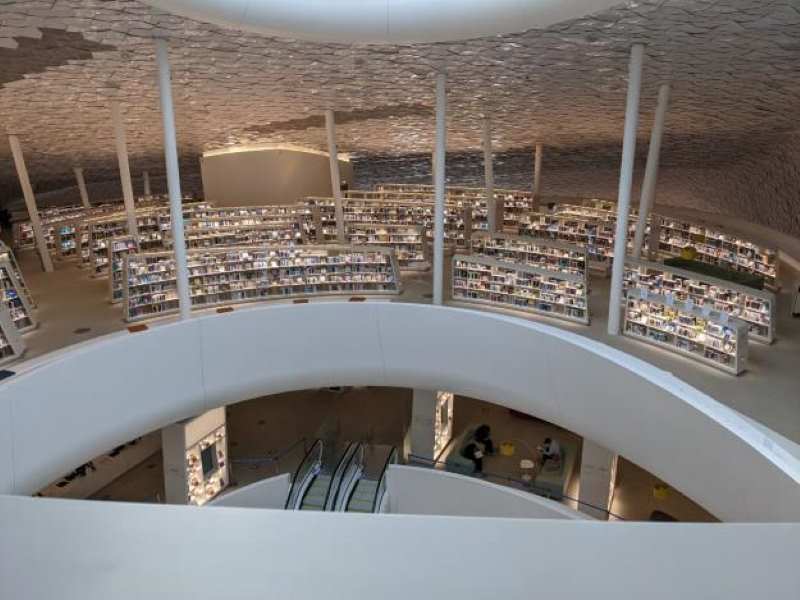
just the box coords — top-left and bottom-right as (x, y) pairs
(1, 302), (799, 521)
(200, 147), (354, 206)
(209, 473), (290, 509)
(1, 494), (799, 599)
(386, 465), (586, 519)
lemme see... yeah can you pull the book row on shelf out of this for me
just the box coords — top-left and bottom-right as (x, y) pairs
(123, 245), (402, 322)
(623, 289), (748, 375)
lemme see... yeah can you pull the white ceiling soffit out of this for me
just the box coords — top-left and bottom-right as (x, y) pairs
(143, 0), (625, 44)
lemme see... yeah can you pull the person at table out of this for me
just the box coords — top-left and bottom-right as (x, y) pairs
(539, 437), (561, 465)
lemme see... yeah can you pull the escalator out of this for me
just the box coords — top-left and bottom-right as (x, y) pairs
(341, 445), (398, 513)
(285, 440), (363, 511)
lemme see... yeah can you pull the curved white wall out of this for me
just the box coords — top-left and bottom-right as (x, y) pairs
(144, 0), (624, 44)
(1, 303), (799, 521)
(209, 473), (290, 509)
(386, 465), (586, 520)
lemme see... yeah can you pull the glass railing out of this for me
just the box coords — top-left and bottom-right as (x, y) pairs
(370, 447), (398, 513)
(332, 443), (366, 511)
(407, 453), (625, 520)
(323, 442), (359, 511)
(284, 438), (323, 509)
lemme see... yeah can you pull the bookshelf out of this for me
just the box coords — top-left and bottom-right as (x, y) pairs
(108, 236), (140, 304)
(624, 257), (776, 344)
(452, 254), (589, 324)
(0, 304), (26, 366)
(183, 219), (303, 249)
(345, 222), (429, 270)
(0, 258), (37, 332)
(656, 216), (778, 287)
(0, 241), (36, 310)
(123, 245), (401, 322)
(623, 290), (748, 375)
(470, 233), (588, 278)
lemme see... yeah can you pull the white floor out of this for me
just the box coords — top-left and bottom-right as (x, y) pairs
(13, 244), (800, 445)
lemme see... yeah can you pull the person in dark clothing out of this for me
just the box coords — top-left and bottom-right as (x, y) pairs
(461, 442), (486, 476)
(474, 424), (495, 455)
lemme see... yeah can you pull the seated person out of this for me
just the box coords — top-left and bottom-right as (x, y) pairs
(474, 424), (495, 456)
(460, 441), (486, 476)
(539, 437), (561, 466)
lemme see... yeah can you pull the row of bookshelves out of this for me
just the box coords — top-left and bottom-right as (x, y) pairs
(123, 245), (401, 322)
(623, 290), (748, 375)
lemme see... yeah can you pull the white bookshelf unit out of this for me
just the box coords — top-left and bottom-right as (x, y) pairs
(108, 236), (140, 305)
(183, 218), (303, 249)
(656, 216), (778, 287)
(123, 245), (401, 322)
(345, 222), (429, 270)
(0, 258), (37, 332)
(0, 303), (26, 366)
(623, 291), (748, 375)
(0, 241), (35, 310)
(452, 254), (589, 324)
(470, 233), (588, 278)
(624, 258), (776, 344)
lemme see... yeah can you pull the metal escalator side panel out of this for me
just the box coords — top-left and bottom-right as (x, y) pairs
(285, 439), (323, 510)
(324, 442), (361, 511)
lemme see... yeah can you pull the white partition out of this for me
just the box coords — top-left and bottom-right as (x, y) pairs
(209, 473), (290, 509)
(1, 303), (799, 522)
(385, 465), (586, 520)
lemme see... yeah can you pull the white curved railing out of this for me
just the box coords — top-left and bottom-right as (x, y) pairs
(1, 302), (799, 521)
(142, 0), (623, 44)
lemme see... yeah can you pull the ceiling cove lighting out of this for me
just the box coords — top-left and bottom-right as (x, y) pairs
(143, 0), (624, 44)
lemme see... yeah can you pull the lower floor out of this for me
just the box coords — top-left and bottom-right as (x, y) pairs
(72, 386), (715, 522)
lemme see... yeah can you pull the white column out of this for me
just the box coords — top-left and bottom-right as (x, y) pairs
(143, 170), (151, 199)
(111, 101), (139, 237)
(155, 38), (191, 320)
(533, 143), (543, 209)
(607, 44), (644, 336)
(407, 389), (454, 462)
(632, 83), (670, 259)
(8, 135), (54, 273)
(74, 167), (91, 209)
(433, 72), (447, 306)
(578, 440), (618, 520)
(162, 407), (229, 505)
(483, 117), (497, 233)
(324, 109), (345, 243)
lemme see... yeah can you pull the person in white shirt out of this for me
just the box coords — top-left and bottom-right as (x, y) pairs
(540, 437), (561, 464)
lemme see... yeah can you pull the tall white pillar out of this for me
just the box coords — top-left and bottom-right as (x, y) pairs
(8, 135), (54, 273)
(533, 143), (543, 209)
(578, 440), (618, 520)
(111, 101), (139, 237)
(433, 72), (447, 306)
(155, 38), (191, 320)
(483, 117), (497, 233)
(632, 83), (670, 259)
(324, 109), (345, 243)
(607, 44), (644, 336)
(143, 170), (151, 199)
(74, 167), (91, 209)
(407, 389), (454, 462)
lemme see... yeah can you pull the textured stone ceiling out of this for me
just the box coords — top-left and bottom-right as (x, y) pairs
(1, 0), (800, 196)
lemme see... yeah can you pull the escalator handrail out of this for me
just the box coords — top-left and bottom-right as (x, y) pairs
(284, 438), (323, 509)
(334, 444), (366, 511)
(323, 442), (359, 511)
(370, 446), (398, 513)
